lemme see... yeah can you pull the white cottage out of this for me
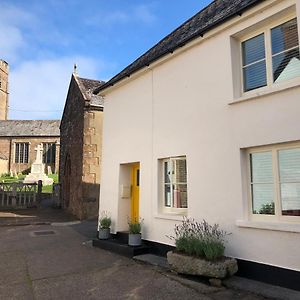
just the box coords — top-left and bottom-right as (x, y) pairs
(95, 0), (300, 289)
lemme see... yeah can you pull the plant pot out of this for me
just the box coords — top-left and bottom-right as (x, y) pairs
(167, 251), (238, 279)
(98, 228), (110, 240)
(128, 233), (142, 246)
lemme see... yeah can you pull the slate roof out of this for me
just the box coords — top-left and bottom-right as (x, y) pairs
(77, 77), (105, 107)
(94, 0), (264, 94)
(0, 120), (60, 137)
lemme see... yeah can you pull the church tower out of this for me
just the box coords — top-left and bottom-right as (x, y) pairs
(0, 60), (9, 120)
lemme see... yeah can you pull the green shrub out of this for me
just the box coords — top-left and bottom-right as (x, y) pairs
(169, 217), (229, 261)
(128, 217), (143, 234)
(99, 212), (111, 229)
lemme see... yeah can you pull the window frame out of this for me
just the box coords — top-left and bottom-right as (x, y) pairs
(247, 142), (300, 223)
(161, 156), (188, 215)
(14, 142), (29, 164)
(240, 13), (299, 95)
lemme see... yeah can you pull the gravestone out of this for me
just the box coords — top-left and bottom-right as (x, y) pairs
(23, 144), (53, 185)
(47, 166), (52, 175)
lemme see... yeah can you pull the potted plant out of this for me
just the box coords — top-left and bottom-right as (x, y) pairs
(167, 217), (238, 281)
(128, 218), (143, 246)
(98, 211), (111, 240)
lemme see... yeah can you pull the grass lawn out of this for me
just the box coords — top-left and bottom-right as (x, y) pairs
(0, 173), (59, 194)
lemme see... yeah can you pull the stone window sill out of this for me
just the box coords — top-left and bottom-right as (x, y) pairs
(236, 219), (300, 233)
(229, 78), (300, 105)
(154, 213), (186, 221)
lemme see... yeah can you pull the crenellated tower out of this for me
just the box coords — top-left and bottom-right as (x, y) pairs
(0, 60), (9, 120)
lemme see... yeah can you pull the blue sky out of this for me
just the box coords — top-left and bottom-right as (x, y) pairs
(1, 0), (212, 120)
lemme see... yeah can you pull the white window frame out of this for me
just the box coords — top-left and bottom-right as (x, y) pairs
(247, 142), (300, 224)
(161, 156), (188, 215)
(240, 13), (299, 95)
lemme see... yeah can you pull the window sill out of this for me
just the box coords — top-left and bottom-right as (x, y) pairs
(154, 213), (186, 221)
(229, 78), (300, 105)
(236, 219), (300, 233)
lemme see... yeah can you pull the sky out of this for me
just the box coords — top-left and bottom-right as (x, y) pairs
(1, 0), (212, 120)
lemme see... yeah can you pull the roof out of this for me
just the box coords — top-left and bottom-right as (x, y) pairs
(76, 77), (105, 107)
(0, 120), (60, 137)
(94, 0), (264, 94)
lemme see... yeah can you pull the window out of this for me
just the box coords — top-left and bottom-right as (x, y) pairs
(43, 143), (56, 164)
(15, 143), (29, 163)
(248, 144), (300, 219)
(163, 156), (187, 210)
(242, 17), (300, 92)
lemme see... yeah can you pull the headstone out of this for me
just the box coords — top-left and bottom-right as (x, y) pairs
(47, 166), (52, 175)
(23, 144), (53, 185)
(10, 170), (13, 177)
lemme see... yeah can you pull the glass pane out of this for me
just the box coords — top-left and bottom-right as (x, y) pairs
(173, 184), (187, 208)
(250, 152), (273, 183)
(242, 34), (265, 66)
(15, 144), (19, 163)
(281, 183), (300, 216)
(273, 48), (300, 82)
(164, 161), (170, 184)
(52, 144), (56, 163)
(20, 143), (24, 163)
(174, 159), (187, 183)
(271, 18), (299, 55)
(164, 184), (171, 207)
(243, 60), (267, 92)
(24, 144), (29, 163)
(278, 148), (300, 182)
(252, 184), (275, 215)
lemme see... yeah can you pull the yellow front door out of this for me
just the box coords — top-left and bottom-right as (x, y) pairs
(131, 163), (140, 223)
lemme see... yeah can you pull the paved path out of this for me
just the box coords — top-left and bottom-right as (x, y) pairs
(0, 219), (275, 300)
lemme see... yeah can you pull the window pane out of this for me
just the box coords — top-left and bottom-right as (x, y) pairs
(242, 34), (265, 66)
(273, 48), (300, 82)
(250, 152), (273, 183)
(271, 18), (299, 55)
(164, 184), (171, 207)
(252, 184), (275, 215)
(173, 184), (188, 208)
(52, 144), (56, 163)
(164, 161), (170, 184)
(20, 143), (24, 163)
(280, 183), (300, 216)
(278, 148), (300, 182)
(174, 159), (187, 183)
(15, 143), (19, 163)
(24, 144), (29, 163)
(243, 60), (267, 92)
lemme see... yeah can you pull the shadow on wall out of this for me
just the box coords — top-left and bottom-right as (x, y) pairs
(81, 182), (100, 220)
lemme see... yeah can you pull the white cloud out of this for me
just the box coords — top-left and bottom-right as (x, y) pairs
(86, 4), (156, 27)
(8, 56), (106, 120)
(0, 3), (38, 63)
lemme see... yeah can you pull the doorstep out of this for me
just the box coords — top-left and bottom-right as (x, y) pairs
(92, 231), (150, 258)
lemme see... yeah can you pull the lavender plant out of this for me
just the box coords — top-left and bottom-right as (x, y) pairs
(169, 217), (229, 261)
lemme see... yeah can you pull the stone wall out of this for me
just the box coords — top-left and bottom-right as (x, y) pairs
(0, 60), (9, 120)
(60, 76), (85, 219)
(82, 109), (103, 218)
(0, 136), (59, 175)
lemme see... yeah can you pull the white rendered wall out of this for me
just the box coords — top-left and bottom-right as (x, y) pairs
(99, 0), (300, 271)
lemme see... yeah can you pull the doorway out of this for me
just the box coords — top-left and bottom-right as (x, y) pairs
(130, 163), (140, 223)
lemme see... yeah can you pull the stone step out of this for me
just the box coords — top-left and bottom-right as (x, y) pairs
(92, 238), (149, 258)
